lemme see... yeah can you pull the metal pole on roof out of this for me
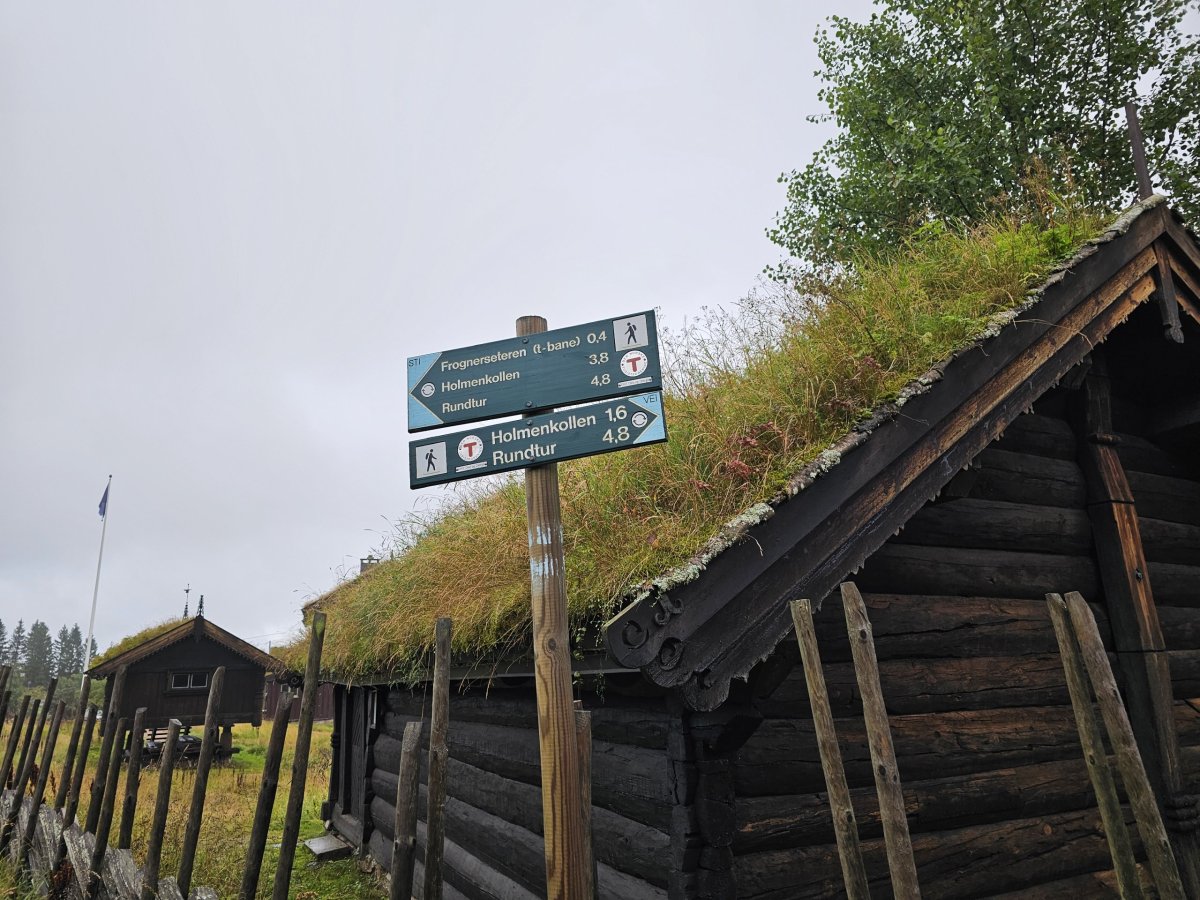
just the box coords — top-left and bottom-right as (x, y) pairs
(83, 475), (112, 688)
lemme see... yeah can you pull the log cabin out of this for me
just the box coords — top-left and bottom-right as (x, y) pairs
(89, 615), (280, 748)
(316, 196), (1200, 898)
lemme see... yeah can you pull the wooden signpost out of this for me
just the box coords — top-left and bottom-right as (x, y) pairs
(409, 311), (667, 899)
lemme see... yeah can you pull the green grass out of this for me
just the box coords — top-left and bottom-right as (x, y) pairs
(290, 192), (1110, 681)
(0, 720), (384, 900)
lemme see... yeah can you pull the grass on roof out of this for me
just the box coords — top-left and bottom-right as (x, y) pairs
(91, 617), (189, 668)
(296, 189), (1109, 681)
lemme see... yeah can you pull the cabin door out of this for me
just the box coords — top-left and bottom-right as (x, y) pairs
(330, 685), (369, 845)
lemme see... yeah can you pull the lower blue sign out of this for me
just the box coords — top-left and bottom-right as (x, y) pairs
(410, 392), (667, 488)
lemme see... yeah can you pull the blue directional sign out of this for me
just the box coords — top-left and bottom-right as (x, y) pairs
(410, 392), (667, 488)
(407, 312), (660, 432)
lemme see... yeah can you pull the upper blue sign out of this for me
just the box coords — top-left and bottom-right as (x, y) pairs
(407, 312), (661, 432)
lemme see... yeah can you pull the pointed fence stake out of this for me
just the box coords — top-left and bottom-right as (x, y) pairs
(0, 694), (26, 789)
(55, 676), (92, 810)
(52, 703), (98, 872)
(86, 665), (127, 833)
(18, 699), (66, 873)
(1063, 591), (1185, 899)
(177, 666), (226, 897)
(239, 693), (294, 900)
(390, 720), (423, 900)
(117, 706), (147, 849)
(88, 716), (129, 900)
(271, 611), (326, 900)
(841, 583), (920, 899)
(792, 598), (870, 899)
(140, 718), (182, 900)
(0, 695), (43, 853)
(1047, 594), (1143, 898)
(423, 617), (452, 900)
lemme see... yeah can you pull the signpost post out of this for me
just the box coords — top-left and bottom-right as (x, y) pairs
(407, 310), (666, 899)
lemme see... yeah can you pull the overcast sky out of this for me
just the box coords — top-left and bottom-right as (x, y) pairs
(1, 3), (873, 657)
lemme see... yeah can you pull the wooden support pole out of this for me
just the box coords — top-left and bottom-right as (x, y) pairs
(140, 718), (182, 900)
(117, 705), (147, 849)
(573, 700), (597, 900)
(390, 720), (423, 900)
(86, 664), (127, 833)
(424, 617), (452, 900)
(1046, 594), (1142, 898)
(0, 694), (27, 790)
(791, 598), (870, 900)
(0, 666), (10, 705)
(177, 666), (225, 897)
(52, 703), (98, 872)
(1063, 591), (1185, 899)
(841, 583), (920, 899)
(271, 611), (326, 900)
(517, 314), (587, 900)
(0, 689), (11, 755)
(0, 696), (42, 853)
(239, 694), (294, 900)
(88, 717), (129, 900)
(55, 675), (92, 810)
(18, 699), (65, 872)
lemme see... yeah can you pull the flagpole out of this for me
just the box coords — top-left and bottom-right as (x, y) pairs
(83, 475), (112, 687)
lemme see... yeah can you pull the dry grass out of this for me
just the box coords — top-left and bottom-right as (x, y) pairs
(293, 192), (1109, 681)
(3, 720), (382, 899)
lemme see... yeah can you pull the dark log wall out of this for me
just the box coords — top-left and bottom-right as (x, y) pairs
(359, 680), (670, 900)
(733, 407), (1200, 899)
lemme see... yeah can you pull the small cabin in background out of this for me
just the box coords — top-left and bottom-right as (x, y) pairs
(89, 615), (280, 749)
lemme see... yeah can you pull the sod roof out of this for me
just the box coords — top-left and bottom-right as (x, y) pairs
(294, 196), (1177, 684)
(90, 615), (282, 677)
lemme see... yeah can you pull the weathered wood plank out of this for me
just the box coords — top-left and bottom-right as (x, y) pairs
(893, 497), (1092, 556)
(967, 448), (1088, 507)
(856, 544), (1100, 602)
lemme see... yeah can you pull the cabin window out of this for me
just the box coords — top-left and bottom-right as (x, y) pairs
(169, 671), (210, 691)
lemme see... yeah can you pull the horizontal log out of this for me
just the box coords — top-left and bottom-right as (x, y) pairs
(762, 654), (1072, 718)
(375, 715), (671, 829)
(369, 754), (669, 886)
(383, 686), (669, 751)
(1115, 431), (1198, 479)
(734, 807), (1139, 900)
(736, 745), (1200, 853)
(992, 413), (1075, 460)
(986, 865), (1155, 899)
(894, 498), (1093, 556)
(1148, 560), (1200, 606)
(1158, 607), (1200, 651)
(367, 821), (527, 900)
(736, 702), (1200, 797)
(856, 543), (1100, 601)
(1128, 470), (1200, 525)
(967, 448), (1087, 508)
(1139, 517), (1200, 567)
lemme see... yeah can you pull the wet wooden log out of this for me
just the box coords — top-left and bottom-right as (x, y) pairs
(178, 666), (225, 897)
(967, 447), (1086, 508)
(117, 706), (147, 849)
(389, 720), (422, 900)
(55, 675), (92, 810)
(894, 498), (1093, 557)
(1128, 470), (1200, 525)
(992, 413), (1075, 460)
(141, 718), (182, 900)
(239, 695), (293, 900)
(271, 611), (326, 900)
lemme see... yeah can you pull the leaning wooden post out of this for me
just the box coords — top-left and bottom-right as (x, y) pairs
(0, 665), (10, 704)
(88, 717), (129, 900)
(573, 699), (597, 900)
(177, 666), (225, 897)
(55, 675), (92, 810)
(51, 704), (98, 872)
(792, 598), (871, 899)
(424, 617), (452, 900)
(238, 694), (294, 900)
(0, 694), (28, 790)
(117, 705), (147, 849)
(18, 699), (66, 872)
(1063, 591), (1185, 899)
(140, 718), (182, 900)
(1047, 594), (1142, 898)
(85, 664), (127, 833)
(270, 611), (326, 900)
(517, 314), (588, 900)
(841, 583), (920, 898)
(390, 720), (423, 900)
(0, 696), (42, 853)
(0, 689), (11, 752)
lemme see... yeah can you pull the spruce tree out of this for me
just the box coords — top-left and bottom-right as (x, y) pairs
(24, 620), (54, 687)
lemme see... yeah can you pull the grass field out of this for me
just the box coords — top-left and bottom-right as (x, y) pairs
(0, 719), (384, 899)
